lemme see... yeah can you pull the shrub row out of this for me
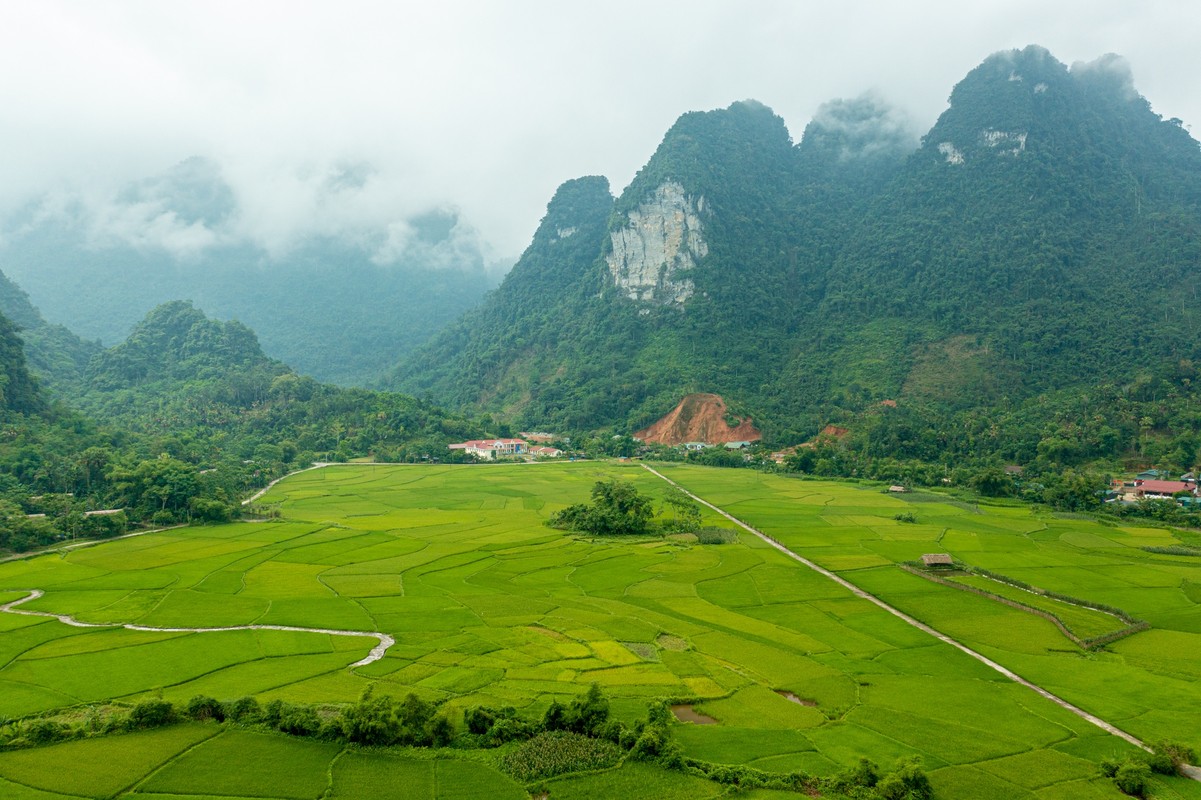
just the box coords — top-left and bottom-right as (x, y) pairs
(1, 698), (178, 749)
(1102, 741), (1197, 797)
(3, 686), (937, 799)
(1141, 545), (1201, 556)
(968, 566), (1140, 624)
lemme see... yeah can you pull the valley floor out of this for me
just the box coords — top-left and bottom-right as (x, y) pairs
(0, 462), (1198, 798)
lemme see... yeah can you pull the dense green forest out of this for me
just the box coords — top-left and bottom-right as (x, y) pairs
(391, 46), (1201, 472)
(0, 295), (486, 553)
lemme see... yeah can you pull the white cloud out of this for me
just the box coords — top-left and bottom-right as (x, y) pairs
(0, 0), (1198, 259)
(87, 202), (221, 257)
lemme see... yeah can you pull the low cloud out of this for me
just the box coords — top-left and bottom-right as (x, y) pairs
(805, 93), (920, 161)
(373, 209), (490, 271)
(87, 201), (222, 258)
(1070, 53), (1138, 101)
(10, 154), (499, 271)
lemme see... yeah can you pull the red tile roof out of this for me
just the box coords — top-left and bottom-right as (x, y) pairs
(1138, 480), (1193, 495)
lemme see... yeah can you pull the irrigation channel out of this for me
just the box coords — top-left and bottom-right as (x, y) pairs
(0, 589), (394, 667)
(641, 463), (1201, 781)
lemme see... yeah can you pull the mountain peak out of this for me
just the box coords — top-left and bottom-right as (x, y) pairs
(533, 176), (613, 245)
(622, 100), (793, 204)
(87, 300), (281, 389)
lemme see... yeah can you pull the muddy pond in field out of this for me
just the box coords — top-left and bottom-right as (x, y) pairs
(777, 691), (817, 706)
(671, 704), (718, 724)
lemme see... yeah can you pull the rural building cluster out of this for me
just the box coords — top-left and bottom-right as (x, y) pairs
(1110, 470), (1201, 504)
(447, 438), (563, 460)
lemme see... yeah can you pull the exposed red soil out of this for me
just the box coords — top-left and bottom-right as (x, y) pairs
(798, 425), (849, 449)
(635, 393), (761, 446)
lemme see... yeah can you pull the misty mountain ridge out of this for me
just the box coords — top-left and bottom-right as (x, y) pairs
(0, 156), (504, 386)
(0, 268), (100, 396)
(391, 45), (1201, 447)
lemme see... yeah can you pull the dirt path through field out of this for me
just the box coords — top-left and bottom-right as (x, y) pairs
(0, 589), (394, 667)
(642, 464), (1200, 776)
(242, 462), (335, 505)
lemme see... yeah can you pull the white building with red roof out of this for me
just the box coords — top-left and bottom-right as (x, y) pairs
(448, 439), (528, 460)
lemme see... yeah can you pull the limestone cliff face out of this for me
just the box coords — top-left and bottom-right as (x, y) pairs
(605, 181), (708, 306)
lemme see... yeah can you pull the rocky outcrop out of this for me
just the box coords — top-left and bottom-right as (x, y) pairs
(605, 181), (708, 306)
(635, 393), (760, 445)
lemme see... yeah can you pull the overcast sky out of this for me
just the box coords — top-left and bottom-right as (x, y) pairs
(1, 0), (1199, 263)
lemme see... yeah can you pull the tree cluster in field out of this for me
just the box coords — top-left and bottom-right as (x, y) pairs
(549, 479), (657, 536)
(499, 732), (623, 782)
(693, 527), (738, 544)
(1101, 741), (1197, 797)
(549, 480), (704, 538)
(1, 698), (182, 747)
(679, 753), (933, 799)
(0, 692), (455, 750)
(197, 692), (456, 746)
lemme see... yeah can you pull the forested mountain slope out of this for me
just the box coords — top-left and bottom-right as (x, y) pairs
(393, 99), (894, 432)
(815, 46), (1201, 404)
(391, 46), (1201, 448)
(0, 268), (100, 396)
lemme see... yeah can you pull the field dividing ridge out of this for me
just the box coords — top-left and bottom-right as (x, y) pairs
(0, 589), (394, 667)
(640, 463), (1175, 764)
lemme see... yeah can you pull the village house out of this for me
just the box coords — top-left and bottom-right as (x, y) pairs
(1113, 474), (1199, 502)
(447, 439), (528, 460)
(1132, 479), (1196, 500)
(529, 446), (564, 458)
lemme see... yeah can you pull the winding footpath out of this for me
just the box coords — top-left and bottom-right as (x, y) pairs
(0, 590), (394, 668)
(641, 464), (1199, 774)
(242, 462), (333, 505)
(0, 462), (395, 669)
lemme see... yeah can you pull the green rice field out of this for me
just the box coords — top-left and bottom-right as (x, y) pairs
(0, 462), (1198, 798)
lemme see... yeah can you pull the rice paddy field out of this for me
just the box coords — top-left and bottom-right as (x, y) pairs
(0, 462), (1198, 798)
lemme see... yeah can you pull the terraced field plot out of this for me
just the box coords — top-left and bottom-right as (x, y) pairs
(0, 462), (1196, 798)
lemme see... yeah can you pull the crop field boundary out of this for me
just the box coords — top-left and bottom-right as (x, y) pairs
(0, 589), (394, 666)
(898, 564), (1150, 649)
(639, 463), (1194, 770)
